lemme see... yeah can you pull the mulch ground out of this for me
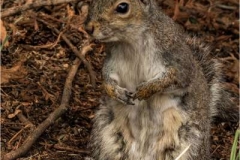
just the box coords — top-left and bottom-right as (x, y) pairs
(1, 0), (239, 159)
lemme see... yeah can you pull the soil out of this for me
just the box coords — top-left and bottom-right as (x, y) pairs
(1, 0), (239, 160)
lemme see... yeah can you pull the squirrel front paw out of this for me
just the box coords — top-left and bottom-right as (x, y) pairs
(104, 83), (134, 105)
(133, 82), (154, 100)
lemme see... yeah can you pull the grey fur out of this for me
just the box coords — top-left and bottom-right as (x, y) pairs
(85, 0), (239, 159)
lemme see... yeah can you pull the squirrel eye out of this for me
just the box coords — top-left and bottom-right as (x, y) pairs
(116, 2), (129, 14)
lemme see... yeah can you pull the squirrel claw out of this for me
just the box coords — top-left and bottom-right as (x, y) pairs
(125, 91), (134, 98)
(116, 95), (135, 105)
(114, 87), (135, 105)
(104, 83), (134, 105)
(119, 92), (135, 105)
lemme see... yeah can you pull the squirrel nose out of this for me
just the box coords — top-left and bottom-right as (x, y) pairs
(86, 22), (94, 35)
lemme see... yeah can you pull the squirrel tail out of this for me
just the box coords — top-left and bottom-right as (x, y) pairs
(210, 73), (239, 122)
(213, 86), (239, 122)
(186, 36), (239, 122)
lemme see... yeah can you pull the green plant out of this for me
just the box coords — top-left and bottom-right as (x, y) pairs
(230, 129), (240, 160)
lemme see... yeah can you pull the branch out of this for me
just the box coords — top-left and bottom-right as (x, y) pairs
(54, 143), (90, 154)
(1, 0), (77, 18)
(3, 58), (81, 160)
(59, 32), (96, 87)
(37, 17), (96, 87)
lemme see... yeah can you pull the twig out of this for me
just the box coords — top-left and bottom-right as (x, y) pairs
(19, 31), (63, 50)
(172, 0), (180, 21)
(1, 0), (77, 18)
(7, 124), (33, 149)
(211, 145), (220, 155)
(175, 144), (191, 160)
(54, 143), (90, 154)
(17, 112), (34, 127)
(38, 12), (90, 39)
(58, 32), (96, 87)
(37, 18), (96, 87)
(3, 58), (81, 160)
(216, 4), (237, 10)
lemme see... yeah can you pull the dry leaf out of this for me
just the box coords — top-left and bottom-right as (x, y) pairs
(1, 60), (28, 84)
(8, 109), (22, 119)
(172, 0), (180, 21)
(0, 19), (9, 47)
(26, 0), (33, 4)
(67, 4), (75, 22)
(217, 17), (232, 29)
(230, 56), (239, 85)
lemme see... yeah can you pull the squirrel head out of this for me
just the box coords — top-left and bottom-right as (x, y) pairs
(85, 0), (157, 43)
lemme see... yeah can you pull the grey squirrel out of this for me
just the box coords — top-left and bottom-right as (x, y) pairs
(85, 0), (239, 159)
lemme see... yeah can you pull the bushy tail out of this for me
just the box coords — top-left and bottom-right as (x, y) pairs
(214, 87), (239, 122)
(186, 36), (239, 122)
